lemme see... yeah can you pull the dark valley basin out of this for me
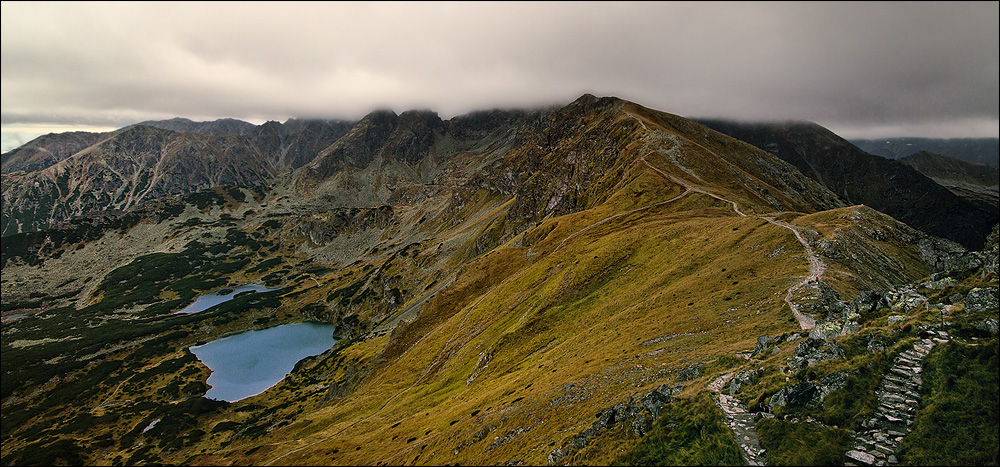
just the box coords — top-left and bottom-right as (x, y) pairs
(189, 322), (337, 402)
(175, 284), (279, 314)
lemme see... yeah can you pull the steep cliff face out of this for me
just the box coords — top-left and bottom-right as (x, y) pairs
(698, 119), (999, 250)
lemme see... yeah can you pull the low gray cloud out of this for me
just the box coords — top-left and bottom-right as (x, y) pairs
(2, 2), (997, 139)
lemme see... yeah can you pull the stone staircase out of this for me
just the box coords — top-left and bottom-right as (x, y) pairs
(710, 373), (767, 466)
(845, 338), (940, 466)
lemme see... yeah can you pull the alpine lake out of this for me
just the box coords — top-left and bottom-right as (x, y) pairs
(181, 285), (337, 402)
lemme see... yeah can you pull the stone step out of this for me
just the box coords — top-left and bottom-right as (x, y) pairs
(877, 403), (912, 415)
(897, 352), (922, 362)
(846, 450), (877, 465)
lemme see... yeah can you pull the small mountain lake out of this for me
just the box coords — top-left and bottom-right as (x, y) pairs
(175, 284), (279, 314)
(190, 322), (337, 402)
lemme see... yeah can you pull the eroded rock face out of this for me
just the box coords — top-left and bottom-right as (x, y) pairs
(728, 368), (764, 396)
(965, 287), (999, 314)
(787, 337), (845, 370)
(918, 235), (982, 274)
(768, 371), (852, 411)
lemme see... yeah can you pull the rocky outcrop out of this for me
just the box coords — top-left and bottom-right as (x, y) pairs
(964, 287), (999, 314)
(786, 337), (845, 370)
(729, 368), (764, 396)
(293, 206), (394, 246)
(917, 235), (982, 275)
(547, 384), (681, 465)
(767, 371), (853, 411)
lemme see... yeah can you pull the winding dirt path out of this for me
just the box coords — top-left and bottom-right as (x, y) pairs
(623, 108), (821, 330)
(760, 216), (823, 330)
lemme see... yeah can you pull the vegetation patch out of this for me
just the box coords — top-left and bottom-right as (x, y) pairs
(897, 338), (999, 465)
(614, 393), (743, 466)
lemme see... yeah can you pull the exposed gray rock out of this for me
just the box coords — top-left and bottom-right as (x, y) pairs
(978, 224), (999, 277)
(787, 337), (846, 370)
(887, 315), (907, 325)
(922, 276), (957, 290)
(675, 362), (703, 381)
(550, 383), (681, 464)
(728, 368), (764, 396)
(976, 318), (999, 335)
(816, 371), (852, 406)
(852, 290), (883, 316)
(640, 384), (679, 419)
(809, 317), (861, 340)
(816, 238), (845, 259)
(918, 235), (982, 275)
(784, 333), (804, 343)
(866, 334), (890, 354)
(752, 335), (776, 356)
(769, 381), (820, 411)
(768, 371), (852, 411)
(885, 285), (926, 313)
(964, 287), (999, 313)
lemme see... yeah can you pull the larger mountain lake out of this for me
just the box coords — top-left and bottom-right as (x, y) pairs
(190, 322), (337, 402)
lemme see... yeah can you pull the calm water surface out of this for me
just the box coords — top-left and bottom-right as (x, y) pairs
(190, 322), (337, 402)
(175, 284), (279, 314)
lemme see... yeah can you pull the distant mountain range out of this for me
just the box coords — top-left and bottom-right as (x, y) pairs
(849, 137), (999, 167)
(4, 109), (996, 249)
(2, 94), (996, 467)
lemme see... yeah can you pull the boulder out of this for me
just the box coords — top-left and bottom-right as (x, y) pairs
(752, 335), (776, 356)
(887, 315), (906, 325)
(922, 276), (957, 290)
(787, 337), (845, 370)
(885, 285), (926, 313)
(976, 318), (999, 335)
(729, 367), (764, 396)
(640, 384), (678, 418)
(964, 287), (999, 314)
(675, 362), (703, 381)
(768, 371), (852, 411)
(809, 318), (861, 340)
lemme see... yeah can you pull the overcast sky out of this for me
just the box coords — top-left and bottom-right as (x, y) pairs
(2, 1), (998, 152)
